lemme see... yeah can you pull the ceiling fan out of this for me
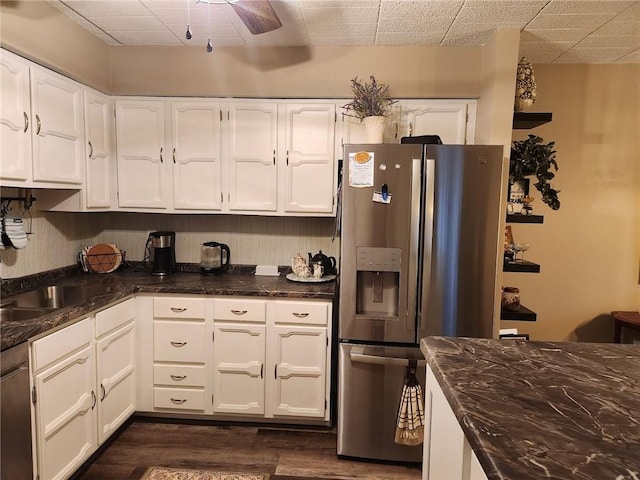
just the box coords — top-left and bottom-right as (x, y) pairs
(198, 0), (282, 35)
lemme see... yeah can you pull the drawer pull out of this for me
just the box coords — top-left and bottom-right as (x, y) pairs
(292, 312), (309, 318)
(170, 307), (187, 313)
(91, 390), (96, 410)
(170, 398), (187, 405)
(231, 309), (248, 315)
(170, 341), (187, 347)
(260, 363), (264, 379)
(170, 375), (187, 381)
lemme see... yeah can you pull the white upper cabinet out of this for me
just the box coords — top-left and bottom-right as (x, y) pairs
(172, 101), (222, 211)
(84, 89), (115, 209)
(227, 102), (279, 212)
(115, 100), (168, 209)
(280, 103), (336, 214)
(30, 66), (84, 184)
(397, 100), (476, 144)
(0, 50), (32, 183)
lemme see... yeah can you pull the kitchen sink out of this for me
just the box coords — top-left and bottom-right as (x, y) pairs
(1, 284), (112, 310)
(0, 307), (58, 322)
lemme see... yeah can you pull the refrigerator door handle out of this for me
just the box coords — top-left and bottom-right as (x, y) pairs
(350, 351), (426, 368)
(419, 157), (436, 331)
(406, 157), (422, 331)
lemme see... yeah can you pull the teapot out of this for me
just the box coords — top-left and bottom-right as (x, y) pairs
(308, 250), (337, 275)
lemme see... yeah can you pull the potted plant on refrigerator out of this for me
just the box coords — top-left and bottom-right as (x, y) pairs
(342, 75), (397, 143)
(510, 134), (561, 210)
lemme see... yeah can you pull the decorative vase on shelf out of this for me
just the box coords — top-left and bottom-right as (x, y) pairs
(363, 115), (385, 143)
(514, 56), (537, 112)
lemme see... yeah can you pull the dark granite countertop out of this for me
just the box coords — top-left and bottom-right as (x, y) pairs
(1, 265), (336, 351)
(420, 336), (640, 480)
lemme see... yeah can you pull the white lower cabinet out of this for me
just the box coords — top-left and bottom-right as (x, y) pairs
(30, 298), (136, 480)
(422, 364), (488, 480)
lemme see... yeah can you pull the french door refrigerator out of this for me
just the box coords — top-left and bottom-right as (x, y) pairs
(337, 143), (503, 462)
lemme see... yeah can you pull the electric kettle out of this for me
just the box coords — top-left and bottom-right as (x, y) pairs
(200, 242), (230, 274)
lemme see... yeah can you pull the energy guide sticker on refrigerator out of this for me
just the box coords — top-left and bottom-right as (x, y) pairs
(337, 143), (504, 463)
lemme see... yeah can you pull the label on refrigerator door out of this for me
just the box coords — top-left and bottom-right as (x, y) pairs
(348, 151), (374, 187)
(372, 191), (391, 204)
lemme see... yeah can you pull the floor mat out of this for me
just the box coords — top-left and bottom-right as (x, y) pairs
(141, 467), (269, 480)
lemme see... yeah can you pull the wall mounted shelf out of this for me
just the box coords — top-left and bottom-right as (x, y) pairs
(513, 112), (552, 129)
(500, 305), (537, 322)
(506, 214), (544, 224)
(503, 260), (540, 273)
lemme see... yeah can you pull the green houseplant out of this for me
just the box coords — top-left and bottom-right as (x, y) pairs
(342, 75), (397, 120)
(510, 134), (561, 210)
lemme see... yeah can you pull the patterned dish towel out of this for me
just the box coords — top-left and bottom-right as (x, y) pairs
(394, 359), (425, 446)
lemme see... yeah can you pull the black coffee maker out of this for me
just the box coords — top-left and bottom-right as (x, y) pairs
(149, 231), (176, 276)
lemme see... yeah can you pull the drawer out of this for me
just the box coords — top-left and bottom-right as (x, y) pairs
(154, 297), (206, 319)
(154, 364), (206, 387)
(95, 298), (135, 337)
(214, 298), (266, 323)
(273, 300), (329, 326)
(154, 321), (206, 363)
(154, 387), (206, 411)
(32, 317), (93, 372)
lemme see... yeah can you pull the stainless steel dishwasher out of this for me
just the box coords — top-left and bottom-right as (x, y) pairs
(1, 342), (33, 480)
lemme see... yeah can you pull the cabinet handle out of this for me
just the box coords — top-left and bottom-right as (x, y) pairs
(170, 307), (187, 313)
(292, 312), (309, 318)
(273, 149), (276, 165)
(88, 141), (93, 158)
(286, 150), (289, 166)
(274, 364), (278, 379)
(23, 112), (28, 133)
(260, 363), (263, 379)
(160, 147), (163, 163)
(170, 341), (187, 347)
(409, 122), (413, 137)
(100, 384), (106, 401)
(170, 375), (187, 381)
(173, 147), (176, 164)
(170, 398), (187, 404)
(231, 309), (247, 315)
(91, 390), (96, 409)
(35, 114), (41, 135)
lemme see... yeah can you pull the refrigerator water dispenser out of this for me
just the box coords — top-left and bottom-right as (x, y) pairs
(355, 247), (401, 318)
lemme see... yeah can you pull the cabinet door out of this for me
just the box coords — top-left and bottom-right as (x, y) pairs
(281, 104), (336, 214)
(115, 100), (168, 209)
(213, 322), (266, 415)
(84, 89), (115, 208)
(268, 325), (327, 418)
(30, 67), (84, 184)
(34, 344), (97, 480)
(96, 322), (135, 444)
(399, 101), (470, 144)
(172, 101), (222, 210)
(0, 50), (32, 183)
(228, 103), (278, 212)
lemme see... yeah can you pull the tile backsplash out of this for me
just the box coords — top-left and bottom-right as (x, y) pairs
(0, 207), (340, 279)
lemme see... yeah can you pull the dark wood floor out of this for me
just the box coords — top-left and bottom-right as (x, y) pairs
(74, 418), (422, 480)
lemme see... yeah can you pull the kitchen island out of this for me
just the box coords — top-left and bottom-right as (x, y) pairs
(1, 265), (336, 351)
(420, 336), (640, 480)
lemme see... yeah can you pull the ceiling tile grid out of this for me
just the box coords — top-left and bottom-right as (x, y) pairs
(48, 0), (639, 63)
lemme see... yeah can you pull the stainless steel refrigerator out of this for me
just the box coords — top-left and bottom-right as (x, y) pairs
(337, 143), (503, 462)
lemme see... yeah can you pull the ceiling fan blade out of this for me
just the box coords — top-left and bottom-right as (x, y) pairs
(231, 0), (282, 35)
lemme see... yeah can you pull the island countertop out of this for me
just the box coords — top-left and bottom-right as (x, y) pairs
(420, 336), (640, 480)
(1, 266), (336, 351)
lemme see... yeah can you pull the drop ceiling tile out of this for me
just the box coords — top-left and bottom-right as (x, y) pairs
(376, 31), (445, 45)
(540, 1), (634, 15)
(454, 3), (544, 24)
(614, 48), (640, 62)
(519, 41), (574, 55)
(302, 6), (380, 24)
(306, 23), (377, 37)
(146, 6), (234, 25)
(90, 15), (170, 31)
(521, 29), (591, 43)
(555, 46), (637, 63)
(95, 33), (121, 46)
(378, 1), (462, 32)
(63, 0), (152, 17)
(527, 13), (620, 30)
(442, 30), (495, 46)
(110, 30), (183, 45)
(577, 35), (640, 48)
(591, 19), (640, 36)
(165, 23), (242, 42)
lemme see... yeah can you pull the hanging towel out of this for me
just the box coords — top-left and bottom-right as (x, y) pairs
(394, 359), (425, 446)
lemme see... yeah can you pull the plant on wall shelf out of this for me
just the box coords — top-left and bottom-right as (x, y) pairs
(342, 75), (397, 120)
(510, 134), (561, 210)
